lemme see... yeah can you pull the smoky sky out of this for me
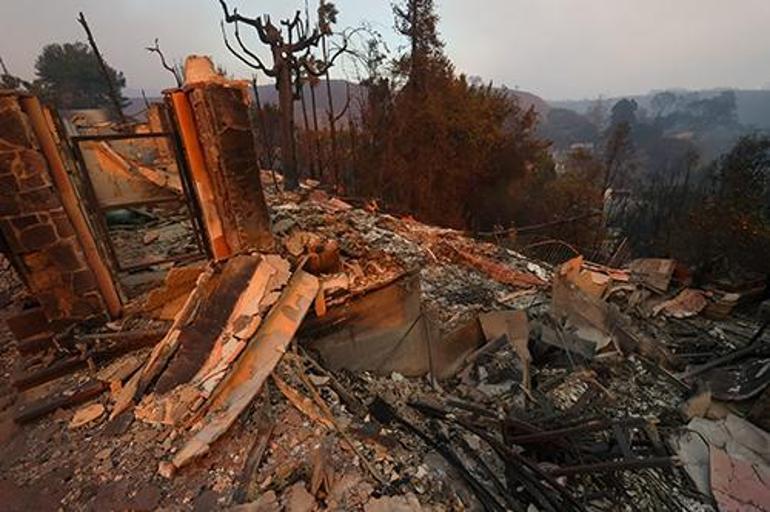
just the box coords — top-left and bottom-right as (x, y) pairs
(1, 0), (769, 100)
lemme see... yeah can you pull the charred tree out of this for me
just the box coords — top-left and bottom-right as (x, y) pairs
(218, 0), (347, 190)
(393, 0), (443, 94)
(323, 41), (340, 190)
(318, 1), (341, 191)
(308, 71), (324, 180)
(298, 74), (316, 179)
(346, 84), (358, 191)
(251, 76), (280, 194)
(76, 12), (128, 125)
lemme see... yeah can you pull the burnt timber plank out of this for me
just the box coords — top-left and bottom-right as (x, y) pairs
(153, 255), (260, 394)
(14, 380), (107, 424)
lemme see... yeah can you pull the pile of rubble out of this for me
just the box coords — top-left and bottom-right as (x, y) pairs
(1, 175), (769, 511)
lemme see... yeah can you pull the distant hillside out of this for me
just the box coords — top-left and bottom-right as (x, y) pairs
(254, 80), (361, 127)
(504, 89), (550, 117)
(551, 89), (770, 130)
(126, 81), (548, 128)
(253, 80), (549, 126)
(734, 90), (770, 130)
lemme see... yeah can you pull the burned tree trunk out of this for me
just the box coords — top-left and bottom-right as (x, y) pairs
(309, 78), (324, 181)
(322, 36), (341, 192)
(347, 86), (359, 192)
(251, 77), (280, 193)
(276, 61), (298, 188)
(299, 78), (315, 179)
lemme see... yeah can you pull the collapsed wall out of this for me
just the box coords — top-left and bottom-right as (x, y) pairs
(0, 91), (120, 350)
(0, 63), (275, 353)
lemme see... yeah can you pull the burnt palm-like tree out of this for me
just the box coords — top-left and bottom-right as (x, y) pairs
(217, 0), (347, 190)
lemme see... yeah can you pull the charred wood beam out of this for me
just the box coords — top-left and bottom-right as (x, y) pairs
(14, 380), (108, 424)
(506, 417), (649, 445)
(547, 457), (675, 477)
(408, 400), (586, 512)
(297, 349), (367, 419)
(445, 397), (503, 420)
(454, 433), (527, 511)
(370, 397), (508, 512)
(233, 392), (275, 504)
(681, 319), (770, 380)
(290, 359), (387, 486)
(13, 329), (167, 391)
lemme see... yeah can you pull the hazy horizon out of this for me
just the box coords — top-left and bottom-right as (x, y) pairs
(1, 0), (769, 101)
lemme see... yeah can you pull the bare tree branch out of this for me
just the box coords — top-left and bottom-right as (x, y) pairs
(221, 24), (260, 70)
(281, 10), (302, 31)
(334, 89), (351, 124)
(301, 33), (350, 77)
(233, 20), (276, 76)
(218, 0), (258, 27)
(220, 22), (276, 77)
(218, 0), (272, 44)
(290, 30), (322, 54)
(145, 38), (182, 87)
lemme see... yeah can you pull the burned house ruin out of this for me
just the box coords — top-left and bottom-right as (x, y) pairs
(0, 54), (769, 512)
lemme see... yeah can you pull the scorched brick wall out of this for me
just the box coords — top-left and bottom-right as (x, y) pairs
(0, 93), (108, 323)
